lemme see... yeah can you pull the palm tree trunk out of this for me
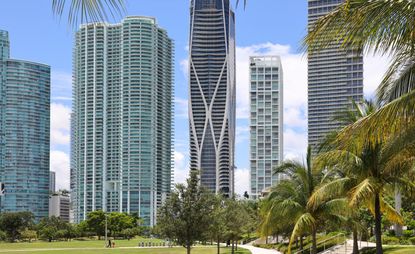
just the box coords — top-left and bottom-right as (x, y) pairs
(353, 228), (359, 254)
(311, 229), (317, 254)
(374, 193), (383, 254)
(394, 188), (402, 237)
(299, 236), (303, 251)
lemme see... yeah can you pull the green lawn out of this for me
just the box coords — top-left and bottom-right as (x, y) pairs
(0, 237), (163, 249)
(0, 239), (251, 254)
(361, 246), (415, 254)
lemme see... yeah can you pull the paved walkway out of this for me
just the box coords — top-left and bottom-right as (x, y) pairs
(240, 244), (282, 254)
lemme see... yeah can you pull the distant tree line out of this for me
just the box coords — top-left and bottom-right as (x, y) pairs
(0, 210), (149, 242)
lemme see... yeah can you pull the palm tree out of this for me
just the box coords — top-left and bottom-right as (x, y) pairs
(304, 0), (415, 154)
(260, 146), (345, 254)
(311, 100), (415, 254)
(52, 0), (125, 27)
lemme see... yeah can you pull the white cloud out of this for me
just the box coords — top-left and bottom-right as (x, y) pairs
(50, 150), (70, 190)
(180, 59), (189, 79)
(174, 151), (189, 184)
(234, 167), (250, 196)
(236, 124), (249, 144)
(283, 128), (308, 160)
(51, 71), (72, 100)
(51, 103), (71, 146)
(363, 54), (391, 98)
(175, 97), (188, 119)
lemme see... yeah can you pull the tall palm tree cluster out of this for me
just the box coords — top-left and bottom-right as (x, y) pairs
(260, 1), (415, 254)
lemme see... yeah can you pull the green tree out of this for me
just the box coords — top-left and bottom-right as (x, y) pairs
(19, 228), (37, 243)
(121, 228), (138, 240)
(206, 196), (228, 254)
(37, 216), (67, 242)
(0, 211), (34, 242)
(84, 210), (106, 239)
(157, 170), (216, 254)
(107, 212), (135, 237)
(223, 198), (250, 254)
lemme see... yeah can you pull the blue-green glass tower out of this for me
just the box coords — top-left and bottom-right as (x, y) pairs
(0, 30), (50, 221)
(71, 17), (174, 226)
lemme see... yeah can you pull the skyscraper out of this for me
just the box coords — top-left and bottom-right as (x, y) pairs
(249, 56), (283, 199)
(0, 30), (50, 220)
(188, 0), (236, 196)
(50, 171), (56, 193)
(71, 17), (173, 226)
(308, 0), (363, 150)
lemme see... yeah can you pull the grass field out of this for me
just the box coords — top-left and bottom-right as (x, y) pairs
(0, 237), (163, 249)
(0, 239), (251, 254)
(361, 246), (415, 254)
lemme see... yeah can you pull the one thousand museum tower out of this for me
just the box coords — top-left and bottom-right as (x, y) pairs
(188, 0), (236, 196)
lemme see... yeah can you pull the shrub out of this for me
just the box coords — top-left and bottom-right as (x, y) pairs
(382, 236), (400, 245)
(0, 230), (6, 241)
(409, 236), (415, 245)
(403, 230), (413, 238)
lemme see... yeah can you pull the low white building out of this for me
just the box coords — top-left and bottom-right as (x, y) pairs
(49, 194), (70, 222)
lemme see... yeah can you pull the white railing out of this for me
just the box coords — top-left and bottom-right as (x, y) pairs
(294, 233), (347, 254)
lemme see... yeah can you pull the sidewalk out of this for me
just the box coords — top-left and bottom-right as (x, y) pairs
(240, 244), (282, 254)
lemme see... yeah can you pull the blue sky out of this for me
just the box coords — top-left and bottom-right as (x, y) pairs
(0, 0), (389, 194)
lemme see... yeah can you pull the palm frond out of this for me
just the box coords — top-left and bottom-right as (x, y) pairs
(348, 178), (377, 207)
(305, 0), (415, 55)
(287, 213), (316, 254)
(366, 197), (403, 225)
(337, 89), (415, 151)
(308, 178), (351, 211)
(273, 161), (305, 176)
(377, 52), (415, 105)
(52, 0), (126, 27)
(318, 198), (349, 217)
(236, 0), (247, 10)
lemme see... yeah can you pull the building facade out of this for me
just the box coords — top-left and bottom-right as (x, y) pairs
(308, 0), (363, 150)
(71, 17), (174, 226)
(249, 56), (283, 199)
(49, 193), (70, 222)
(0, 30), (50, 220)
(188, 0), (236, 196)
(49, 171), (56, 193)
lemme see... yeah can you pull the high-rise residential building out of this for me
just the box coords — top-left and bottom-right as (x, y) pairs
(50, 171), (56, 193)
(71, 17), (173, 226)
(308, 0), (363, 150)
(188, 0), (236, 196)
(0, 30), (50, 220)
(49, 193), (70, 222)
(249, 56), (283, 199)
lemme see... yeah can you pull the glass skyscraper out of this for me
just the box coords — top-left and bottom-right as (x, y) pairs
(188, 0), (236, 196)
(0, 30), (50, 221)
(308, 0), (363, 150)
(71, 17), (173, 226)
(249, 56), (283, 199)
